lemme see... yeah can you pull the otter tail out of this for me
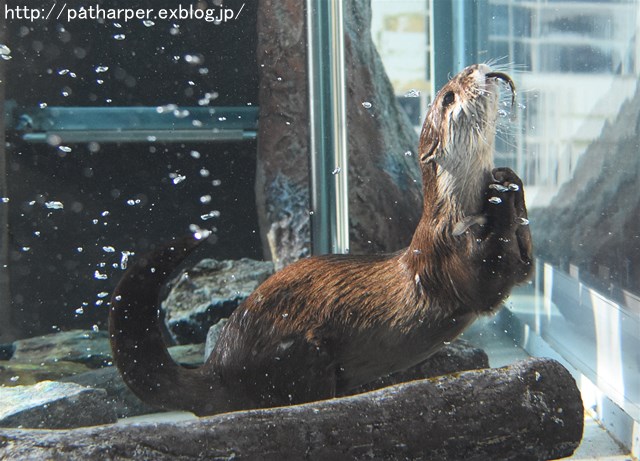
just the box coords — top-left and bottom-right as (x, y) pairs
(108, 236), (239, 416)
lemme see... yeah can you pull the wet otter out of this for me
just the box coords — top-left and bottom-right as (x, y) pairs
(109, 64), (532, 416)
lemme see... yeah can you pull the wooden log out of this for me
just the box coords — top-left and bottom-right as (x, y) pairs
(0, 358), (583, 461)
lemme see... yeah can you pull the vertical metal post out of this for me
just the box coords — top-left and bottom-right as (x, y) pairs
(306, 0), (350, 255)
(0, 2), (13, 341)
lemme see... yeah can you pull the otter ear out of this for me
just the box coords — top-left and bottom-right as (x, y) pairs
(419, 137), (439, 164)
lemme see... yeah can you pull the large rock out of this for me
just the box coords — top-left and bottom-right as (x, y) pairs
(60, 367), (156, 419)
(0, 381), (117, 429)
(11, 330), (112, 368)
(0, 361), (90, 387)
(0, 358), (583, 460)
(256, 0), (422, 269)
(162, 258), (274, 344)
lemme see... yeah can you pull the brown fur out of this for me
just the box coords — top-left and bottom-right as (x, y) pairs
(109, 64), (533, 416)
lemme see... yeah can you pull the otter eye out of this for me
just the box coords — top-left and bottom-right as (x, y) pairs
(442, 91), (455, 107)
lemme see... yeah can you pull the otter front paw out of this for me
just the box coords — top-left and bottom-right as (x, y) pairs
(484, 167), (533, 281)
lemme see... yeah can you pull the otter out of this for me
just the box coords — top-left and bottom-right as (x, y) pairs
(109, 64), (532, 416)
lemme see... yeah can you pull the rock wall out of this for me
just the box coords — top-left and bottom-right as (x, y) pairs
(256, 0), (422, 269)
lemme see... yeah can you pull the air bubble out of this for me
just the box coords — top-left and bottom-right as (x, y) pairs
(201, 211), (221, 221)
(361, 101), (372, 109)
(143, 20), (155, 27)
(113, 34), (126, 41)
(45, 201), (64, 210)
(331, 167), (341, 175)
(489, 183), (509, 192)
(404, 89), (420, 98)
(488, 197), (502, 204)
(508, 183), (520, 191)
(516, 217), (530, 226)
(94, 271), (108, 280)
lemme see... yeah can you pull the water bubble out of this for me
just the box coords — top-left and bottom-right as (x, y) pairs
(404, 89), (420, 98)
(120, 251), (132, 270)
(96, 79), (104, 85)
(201, 211), (221, 221)
(218, 116), (227, 121)
(361, 101), (372, 109)
(199, 168), (210, 177)
(192, 120), (203, 127)
(489, 183), (509, 192)
(173, 109), (190, 119)
(77, 247), (84, 253)
(39, 102), (48, 109)
(498, 109), (508, 118)
(171, 173), (186, 185)
(184, 54), (203, 65)
(0, 44), (12, 60)
(126, 199), (141, 206)
(102, 246), (115, 253)
(92, 325), (100, 332)
(45, 201), (64, 210)
(189, 224), (211, 240)
(404, 150), (413, 157)
(331, 167), (341, 175)
(190, 150), (201, 159)
(488, 197), (502, 205)
(97, 292), (109, 298)
(143, 20), (155, 27)
(516, 217), (530, 226)
(75, 307), (84, 315)
(156, 104), (178, 114)
(58, 69), (70, 76)
(113, 34), (126, 41)
(58, 146), (72, 153)
(101, 210), (110, 217)
(94, 271), (108, 280)
(212, 179), (222, 187)
(508, 183), (520, 192)
(1, 197), (9, 203)
(95, 65), (109, 73)
(200, 195), (212, 204)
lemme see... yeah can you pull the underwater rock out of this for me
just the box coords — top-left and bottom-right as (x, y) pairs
(162, 258), (274, 344)
(168, 343), (206, 367)
(0, 381), (117, 429)
(204, 318), (228, 360)
(58, 344), (206, 419)
(60, 367), (155, 419)
(0, 358), (583, 460)
(11, 330), (112, 368)
(350, 339), (489, 394)
(0, 360), (90, 387)
(0, 343), (14, 360)
(255, 0), (421, 269)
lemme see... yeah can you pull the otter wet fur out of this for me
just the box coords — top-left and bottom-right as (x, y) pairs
(109, 64), (533, 416)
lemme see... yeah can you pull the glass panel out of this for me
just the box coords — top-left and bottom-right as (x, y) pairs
(484, 0), (640, 447)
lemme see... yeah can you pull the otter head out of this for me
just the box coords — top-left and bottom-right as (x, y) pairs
(419, 64), (516, 217)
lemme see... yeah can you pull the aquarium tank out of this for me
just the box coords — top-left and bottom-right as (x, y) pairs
(0, 0), (638, 459)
